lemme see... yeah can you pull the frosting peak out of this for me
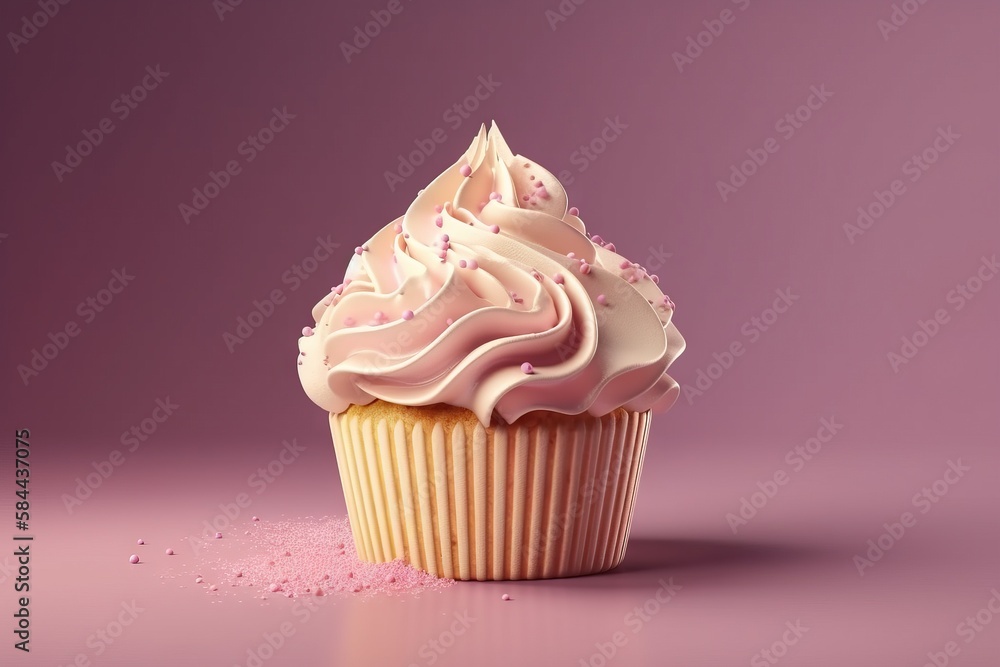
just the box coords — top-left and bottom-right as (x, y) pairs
(298, 122), (685, 425)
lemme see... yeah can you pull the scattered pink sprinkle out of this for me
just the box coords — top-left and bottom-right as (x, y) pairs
(650, 274), (660, 284)
(459, 259), (467, 268)
(137, 539), (144, 545)
(196, 576), (204, 583)
(438, 249), (448, 259)
(402, 310), (414, 321)
(580, 263), (592, 275)
(536, 185), (550, 200)
(468, 260), (478, 270)
(441, 234), (449, 242)
(393, 223), (402, 233)
(166, 548), (174, 555)
(209, 585), (219, 592)
(619, 260), (631, 269)
(459, 164), (472, 177)
(434, 204), (444, 213)
(597, 294), (608, 305)
(435, 215), (443, 227)
(501, 593), (511, 601)
(553, 273), (565, 285)
(489, 192), (502, 201)
(270, 583), (282, 592)
(522, 194), (529, 201)
(314, 588), (325, 596)
(301, 326), (314, 337)
(343, 317), (356, 327)
(478, 201), (487, 211)
(446, 318), (454, 325)
(604, 242), (616, 252)
(215, 532), (223, 539)
(569, 207), (580, 216)
(521, 362), (535, 374)
(664, 295), (676, 309)
(591, 234), (604, 244)
(129, 554), (140, 564)
(627, 275), (638, 283)
(386, 575), (396, 583)
(489, 225), (500, 234)
(567, 252), (576, 259)
(354, 246), (364, 255)
(235, 571), (243, 578)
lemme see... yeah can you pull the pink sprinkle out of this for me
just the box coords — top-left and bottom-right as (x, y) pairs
(478, 201), (487, 211)
(534, 181), (543, 188)
(402, 310), (414, 320)
(553, 273), (565, 285)
(489, 192), (502, 201)
(235, 571), (243, 578)
(619, 260), (631, 269)
(343, 317), (356, 327)
(209, 585), (219, 592)
(438, 249), (448, 259)
(664, 295), (676, 309)
(521, 362), (535, 374)
(314, 588), (325, 596)
(404, 233), (410, 238)
(446, 318), (454, 325)
(386, 575), (396, 584)
(459, 259), (467, 268)
(252, 516), (260, 521)
(568, 207), (580, 216)
(591, 234), (604, 244)
(137, 539), (144, 545)
(301, 326), (314, 337)
(459, 164), (472, 177)
(434, 204), (443, 213)
(627, 275), (638, 283)
(215, 532), (223, 539)
(393, 223), (402, 233)
(129, 554), (140, 564)
(441, 234), (449, 242)
(435, 215), (443, 227)
(489, 225), (500, 234)
(604, 242), (616, 252)
(196, 576), (204, 583)
(522, 194), (529, 201)
(580, 263), (592, 275)
(597, 294), (608, 305)
(501, 593), (511, 601)
(468, 260), (478, 270)
(650, 274), (660, 284)
(354, 246), (364, 255)
(536, 185), (550, 200)
(269, 583), (282, 592)
(166, 548), (174, 555)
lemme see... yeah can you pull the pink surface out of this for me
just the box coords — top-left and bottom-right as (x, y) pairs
(2, 0), (998, 665)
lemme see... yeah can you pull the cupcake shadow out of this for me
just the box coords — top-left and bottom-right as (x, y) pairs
(529, 537), (836, 589)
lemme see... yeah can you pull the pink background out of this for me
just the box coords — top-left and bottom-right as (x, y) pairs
(2, 0), (999, 665)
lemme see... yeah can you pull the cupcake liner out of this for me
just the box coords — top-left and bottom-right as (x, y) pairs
(330, 406), (650, 580)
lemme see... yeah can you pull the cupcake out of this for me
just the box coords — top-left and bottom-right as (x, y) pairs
(297, 122), (684, 580)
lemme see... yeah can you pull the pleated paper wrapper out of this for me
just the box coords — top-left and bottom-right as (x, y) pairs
(329, 403), (650, 580)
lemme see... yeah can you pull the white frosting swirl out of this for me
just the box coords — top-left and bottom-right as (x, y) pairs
(298, 123), (685, 425)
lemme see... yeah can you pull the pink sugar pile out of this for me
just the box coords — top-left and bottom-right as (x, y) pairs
(184, 516), (452, 599)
